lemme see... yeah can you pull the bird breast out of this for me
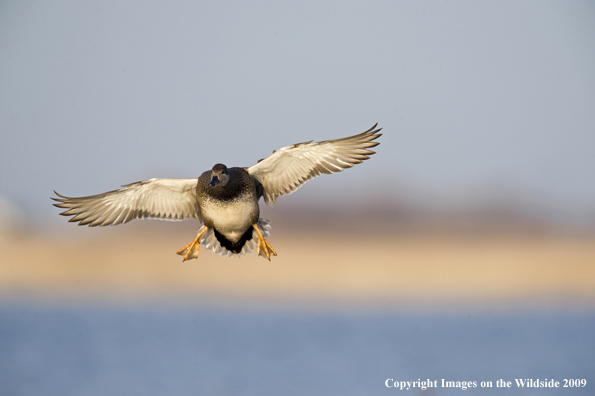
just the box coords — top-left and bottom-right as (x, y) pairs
(200, 198), (259, 243)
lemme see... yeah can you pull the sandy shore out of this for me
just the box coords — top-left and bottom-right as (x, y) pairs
(2, 224), (594, 311)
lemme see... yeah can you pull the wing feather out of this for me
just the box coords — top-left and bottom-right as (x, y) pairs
(247, 124), (382, 205)
(52, 178), (201, 227)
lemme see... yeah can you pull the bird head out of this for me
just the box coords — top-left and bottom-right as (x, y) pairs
(208, 163), (230, 187)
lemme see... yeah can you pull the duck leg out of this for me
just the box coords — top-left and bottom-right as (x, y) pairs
(253, 224), (277, 260)
(177, 226), (209, 261)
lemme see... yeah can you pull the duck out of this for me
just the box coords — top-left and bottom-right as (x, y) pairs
(52, 124), (382, 260)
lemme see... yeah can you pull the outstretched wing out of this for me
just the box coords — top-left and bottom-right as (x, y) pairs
(52, 178), (201, 227)
(247, 124), (382, 205)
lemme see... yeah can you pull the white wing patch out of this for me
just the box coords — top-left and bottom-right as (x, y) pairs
(247, 124), (382, 205)
(53, 178), (201, 226)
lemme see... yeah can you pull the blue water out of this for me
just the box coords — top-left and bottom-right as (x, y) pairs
(0, 305), (593, 396)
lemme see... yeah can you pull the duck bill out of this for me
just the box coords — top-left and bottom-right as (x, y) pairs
(208, 176), (220, 186)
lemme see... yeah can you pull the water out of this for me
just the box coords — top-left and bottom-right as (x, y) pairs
(1, 304), (593, 395)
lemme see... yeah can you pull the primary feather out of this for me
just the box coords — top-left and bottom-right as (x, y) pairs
(247, 123), (382, 204)
(52, 178), (201, 227)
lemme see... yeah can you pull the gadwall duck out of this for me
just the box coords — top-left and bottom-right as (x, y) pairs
(52, 124), (382, 260)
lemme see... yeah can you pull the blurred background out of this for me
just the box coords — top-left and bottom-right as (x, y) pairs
(1, 1), (594, 395)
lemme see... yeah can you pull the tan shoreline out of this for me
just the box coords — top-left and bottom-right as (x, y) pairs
(1, 227), (595, 310)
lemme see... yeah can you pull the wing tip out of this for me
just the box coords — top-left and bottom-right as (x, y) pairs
(367, 123), (382, 136)
(51, 190), (67, 201)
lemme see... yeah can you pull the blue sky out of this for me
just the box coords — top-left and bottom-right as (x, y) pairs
(1, 0), (594, 227)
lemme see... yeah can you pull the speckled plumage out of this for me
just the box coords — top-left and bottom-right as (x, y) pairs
(196, 167), (259, 253)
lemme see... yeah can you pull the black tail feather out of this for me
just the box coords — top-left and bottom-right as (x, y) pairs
(213, 227), (254, 254)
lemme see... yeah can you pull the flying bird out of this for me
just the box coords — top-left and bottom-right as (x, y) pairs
(52, 124), (382, 260)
